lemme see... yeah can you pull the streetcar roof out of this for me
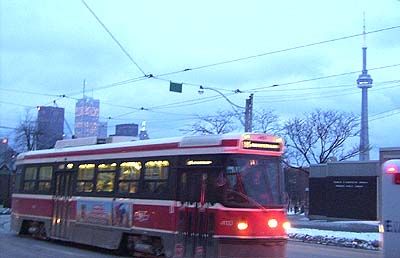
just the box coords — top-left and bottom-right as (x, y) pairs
(16, 133), (283, 165)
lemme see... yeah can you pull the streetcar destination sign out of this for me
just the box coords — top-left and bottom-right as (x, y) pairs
(242, 140), (280, 151)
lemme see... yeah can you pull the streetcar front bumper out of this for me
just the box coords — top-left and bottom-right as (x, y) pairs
(216, 237), (287, 258)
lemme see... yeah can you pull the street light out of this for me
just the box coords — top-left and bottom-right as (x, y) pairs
(197, 86), (253, 132)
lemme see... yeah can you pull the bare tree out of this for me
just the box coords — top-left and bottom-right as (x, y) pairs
(182, 108), (281, 135)
(180, 110), (238, 135)
(282, 109), (361, 171)
(14, 111), (41, 152)
(253, 108), (280, 134)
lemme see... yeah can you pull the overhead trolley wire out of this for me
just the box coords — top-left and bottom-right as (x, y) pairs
(254, 79), (400, 100)
(254, 79), (400, 95)
(64, 76), (148, 96)
(0, 88), (60, 97)
(255, 83), (400, 104)
(61, 23), (400, 96)
(248, 63), (400, 92)
(81, 0), (147, 76)
(370, 110), (400, 122)
(154, 24), (400, 77)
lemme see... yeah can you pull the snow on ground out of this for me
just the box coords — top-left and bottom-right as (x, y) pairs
(0, 215), (11, 232)
(288, 227), (379, 242)
(331, 220), (380, 226)
(288, 227), (381, 250)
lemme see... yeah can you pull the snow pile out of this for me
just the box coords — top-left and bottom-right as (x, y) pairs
(0, 208), (11, 215)
(288, 227), (380, 250)
(0, 214), (11, 232)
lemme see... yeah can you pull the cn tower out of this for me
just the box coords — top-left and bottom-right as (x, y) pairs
(357, 16), (373, 161)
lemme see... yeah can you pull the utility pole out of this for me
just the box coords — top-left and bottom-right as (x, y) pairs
(244, 94), (253, 132)
(197, 86), (253, 133)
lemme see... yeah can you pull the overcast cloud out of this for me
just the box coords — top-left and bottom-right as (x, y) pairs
(0, 0), (399, 159)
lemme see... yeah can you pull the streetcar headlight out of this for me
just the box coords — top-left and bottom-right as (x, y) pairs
(237, 221), (248, 230)
(283, 221), (291, 231)
(267, 219), (278, 228)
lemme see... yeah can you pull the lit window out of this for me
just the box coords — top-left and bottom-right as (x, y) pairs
(120, 162), (141, 180)
(143, 160), (170, 194)
(78, 164), (95, 180)
(96, 172), (115, 192)
(77, 163), (95, 192)
(145, 160), (169, 180)
(118, 161), (142, 194)
(98, 163), (117, 171)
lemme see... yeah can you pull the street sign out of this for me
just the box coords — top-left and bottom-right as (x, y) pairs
(170, 82), (182, 93)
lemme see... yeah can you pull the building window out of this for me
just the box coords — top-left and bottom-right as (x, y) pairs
(96, 163), (116, 192)
(38, 166), (53, 192)
(23, 167), (37, 191)
(77, 164), (95, 192)
(119, 161), (142, 194)
(143, 160), (169, 194)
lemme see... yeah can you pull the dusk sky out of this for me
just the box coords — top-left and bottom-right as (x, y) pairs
(1, 0), (399, 159)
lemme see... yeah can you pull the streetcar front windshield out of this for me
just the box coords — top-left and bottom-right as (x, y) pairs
(221, 155), (283, 208)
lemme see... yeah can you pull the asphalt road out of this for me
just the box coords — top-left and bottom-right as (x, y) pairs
(287, 241), (381, 258)
(0, 231), (382, 258)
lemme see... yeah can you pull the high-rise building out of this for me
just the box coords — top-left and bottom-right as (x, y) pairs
(74, 97), (100, 138)
(357, 17), (373, 161)
(115, 123), (139, 137)
(36, 106), (65, 150)
(98, 121), (108, 138)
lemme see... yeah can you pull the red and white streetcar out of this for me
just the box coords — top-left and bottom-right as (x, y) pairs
(11, 133), (289, 258)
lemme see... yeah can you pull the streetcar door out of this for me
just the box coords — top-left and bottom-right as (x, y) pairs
(51, 170), (74, 239)
(174, 170), (215, 258)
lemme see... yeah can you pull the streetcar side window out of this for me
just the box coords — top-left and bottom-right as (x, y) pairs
(143, 160), (169, 194)
(38, 166), (52, 192)
(14, 167), (23, 193)
(23, 167), (37, 192)
(76, 164), (95, 192)
(119, 161), (142, 194)
(96, 163), (117, 192)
